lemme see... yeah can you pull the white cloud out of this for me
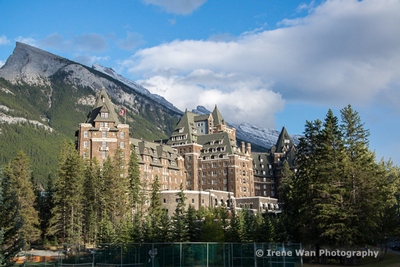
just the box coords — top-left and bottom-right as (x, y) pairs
(16, 36), (37, 47)
(73, 54), (109, 67)
(0, 60), (5, 68)
(137, 69), (284, 127)
(0, 35), (10, 45)
(142, 0), (206, 15)
(122, 0), (400, 128)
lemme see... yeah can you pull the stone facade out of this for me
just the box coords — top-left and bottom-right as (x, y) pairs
(76, 90), (297, 214)
(130, 138), (186, 191)
(166, 108), (254, 198)
(76, 89), (130, 166)
(160, 189), (234, 216)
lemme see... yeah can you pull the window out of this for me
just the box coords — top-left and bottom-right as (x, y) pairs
(102, 151), (106, 158)
(120, 131), (125, 138)
(101, 112), (109, 118)
(84, 131), (88, 138)
(102, 141), (107, 148)
(102, 131), (106, 138)
(100, 122), (104, 127)
(83, 141), (88, 148)
(120, 142), (125, 149)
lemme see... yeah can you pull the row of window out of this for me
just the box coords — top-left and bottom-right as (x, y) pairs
(83, 141), (125, 149)
(83, 130), (125, 138)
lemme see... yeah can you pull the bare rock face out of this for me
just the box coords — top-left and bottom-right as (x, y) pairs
(0, 42), (70, 85)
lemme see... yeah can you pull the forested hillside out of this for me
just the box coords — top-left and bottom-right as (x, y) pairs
(0, 76), (174, 185)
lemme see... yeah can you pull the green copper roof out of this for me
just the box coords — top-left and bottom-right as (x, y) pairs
(167, 110), (199, 145)
(86, 88), (121, 126)
(275, 126), (294, 153)
(212, 105), (226, 125)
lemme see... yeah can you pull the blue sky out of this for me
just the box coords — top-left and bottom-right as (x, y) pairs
(1, 0), (400, 165)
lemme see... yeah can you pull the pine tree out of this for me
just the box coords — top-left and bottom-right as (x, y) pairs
(171, 183), (189, 242)
(50, 141), (84, 244)
(159, 210), (171, 242)
(144, 175), (163, 242)
(82, 158), (102, 245)
(340, 105), (388, 246)
(38, 174), (54, 244)
(313, 109), (349, 247)
(128, 147), (142, 213)
(0, 167), (24, 267)
(287, 119), (322, 245)
(7, 151), (41, 246)
(187, 205), (201, 242)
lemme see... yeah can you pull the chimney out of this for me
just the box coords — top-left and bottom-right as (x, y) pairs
(246, 143), (251, 155)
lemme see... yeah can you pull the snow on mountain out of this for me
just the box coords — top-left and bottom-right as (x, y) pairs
(92, 63), (182, 114)
(93, 65), (304, 151)
(193, 106), (301, 150)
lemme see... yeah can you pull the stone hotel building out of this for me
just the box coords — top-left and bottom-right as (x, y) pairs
(76, 89), (296, 213)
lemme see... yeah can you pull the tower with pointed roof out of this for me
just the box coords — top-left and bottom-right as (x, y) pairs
(251, 127), (296, 199)
(167, 107), (253, 197)
(76, 88), (130, 165)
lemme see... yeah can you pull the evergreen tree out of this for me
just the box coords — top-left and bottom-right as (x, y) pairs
(255, 213), (275, 242)
(144, 175), (163, 242)
(50, 141), (84, 244)
(171, 183), (189, 242)
(199, 212), (224, 242)
(7, 151), (40, 246)
(128, 147), (142, 213)
(0, 167), (24, 267)
(82, 158), (102, 245)
(38, 174), (54, 244)
(102, 149), (130, 225)
(289, 119), (322, 244)
(313, 109), (349, 247)
(187, 205), (201, 242)
(159, 210), (171, 242)
(340, 105), (390, 245)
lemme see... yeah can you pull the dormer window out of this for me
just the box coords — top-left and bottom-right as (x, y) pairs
(101, 112), (109, 118)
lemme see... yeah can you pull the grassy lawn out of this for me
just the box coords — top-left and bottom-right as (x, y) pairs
(304, 252), (400, 267)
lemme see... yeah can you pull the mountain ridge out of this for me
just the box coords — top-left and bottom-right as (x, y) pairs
(0, 42), (300, 182)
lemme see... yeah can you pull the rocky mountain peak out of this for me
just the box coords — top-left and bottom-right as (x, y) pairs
(0, 42), (71, 85)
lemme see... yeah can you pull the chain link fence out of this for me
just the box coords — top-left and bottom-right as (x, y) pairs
(21, 243), (302, 267)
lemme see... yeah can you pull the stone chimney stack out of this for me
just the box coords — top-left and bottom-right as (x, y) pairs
(246, 143), (251, 155)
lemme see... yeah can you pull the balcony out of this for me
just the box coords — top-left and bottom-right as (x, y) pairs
(99, 147), (109, 151)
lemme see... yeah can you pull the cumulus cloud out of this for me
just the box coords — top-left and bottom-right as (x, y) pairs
(116, 32), (144, 51)
(16, 36), (37, 47)
(73, 54), (109, 67)
(137, 69), (284, 127)
(122, 0), (400, 128)
(0, 35), (10, 45)
(142, 0), (206, 15)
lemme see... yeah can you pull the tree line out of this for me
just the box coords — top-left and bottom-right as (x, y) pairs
(1, 105), (399, 266)
(279, 105), (400, 263)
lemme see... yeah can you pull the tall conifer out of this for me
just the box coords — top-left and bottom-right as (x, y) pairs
(7, 151), (40, 246)
(50, 141), (84, 244)
(0, 167), (24, 267)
